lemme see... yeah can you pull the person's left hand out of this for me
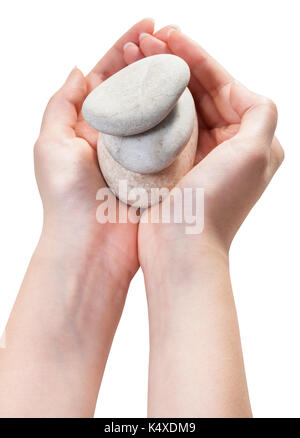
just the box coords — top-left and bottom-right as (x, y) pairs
(34, 19), (155, 286)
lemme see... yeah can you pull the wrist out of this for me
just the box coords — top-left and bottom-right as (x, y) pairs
(141, 231), (231, 341)
(140, 229), (229, 283)
(38, 221), (132, 298)
(23, 224), (132, 350)
(41, 213), (136, 288)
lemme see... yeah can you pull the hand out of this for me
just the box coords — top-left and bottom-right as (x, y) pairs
(0, 19), (158, 418)
(122, 28), (283, 417)
(124, 28), (284, 261)
(35, 18), (155, 287)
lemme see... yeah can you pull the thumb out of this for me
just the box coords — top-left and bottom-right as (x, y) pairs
(39, 67), (87, 140)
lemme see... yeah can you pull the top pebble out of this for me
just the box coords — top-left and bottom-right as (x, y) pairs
(82, 54), (190, 136)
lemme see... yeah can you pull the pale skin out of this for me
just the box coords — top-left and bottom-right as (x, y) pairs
(0, 20), (283, 417)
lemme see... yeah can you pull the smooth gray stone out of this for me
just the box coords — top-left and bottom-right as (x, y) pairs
(102, 88), (195, 174)
(82, 54), (190, 136)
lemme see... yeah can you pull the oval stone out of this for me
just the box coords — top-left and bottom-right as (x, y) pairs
(97, 117), (198, 208)
(102, 88), (195, 174)
(82, 54), (190, 136)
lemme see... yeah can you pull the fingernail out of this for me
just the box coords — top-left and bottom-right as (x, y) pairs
(144, 17), (155, 24)
(167, 28), (178, 38)
(123, 42), (136, 51)
(139, 32), (150, 43)
(169, 24), (181, 32)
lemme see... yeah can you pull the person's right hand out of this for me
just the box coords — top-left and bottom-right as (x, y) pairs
(124, 28), (284, 256)
(123, 28), (283, 417)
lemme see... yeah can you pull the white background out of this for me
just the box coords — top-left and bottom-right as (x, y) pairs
(0, 0), (299, 418)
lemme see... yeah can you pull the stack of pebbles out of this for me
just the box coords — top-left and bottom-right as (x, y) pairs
(82, 54), (198, 208)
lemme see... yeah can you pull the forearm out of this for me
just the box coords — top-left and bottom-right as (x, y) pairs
(0, 223), (131, 417)
(143, 240), (251, 418)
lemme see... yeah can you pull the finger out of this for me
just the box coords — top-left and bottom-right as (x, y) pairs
(192, 77), (226, 129)
(140, 29), (226, 128)
(123, 31), (223, 129)
(154, 25), (180, 42)
(124, 25), (180, 65)
(232, 82), (278, 147)
(139, 33), (171, 56)
(123, 42), (144, 65)
(167, 30), (233, 98)
(40, 67), (87, 140)
(86, 18), (154, 90)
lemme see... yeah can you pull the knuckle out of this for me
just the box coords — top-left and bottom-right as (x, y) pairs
(33, 139), (45, 163)
(259, 96), (278, 119)
(267, 99), (278, 119)
(33, 138), (41, 156)
(47, 92), (58, 106)
(273, 141), (285, 167)
(278, 144), (285, 164)
(47, 89), (64, 109)
(268, 99), (277, 113)
(33, 137), (51, 159)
